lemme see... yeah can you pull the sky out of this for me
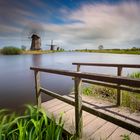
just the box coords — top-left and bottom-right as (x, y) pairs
(0, 0), (140, 50)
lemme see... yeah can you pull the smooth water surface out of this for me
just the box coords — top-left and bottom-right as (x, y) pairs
(0, 52), (140, 110)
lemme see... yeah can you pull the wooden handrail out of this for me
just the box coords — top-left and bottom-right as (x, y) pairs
(30, 66), (140, 138)
(72, 62), (140, 68)
(72, 62), (140, 105)
(30, 67), (140, 88)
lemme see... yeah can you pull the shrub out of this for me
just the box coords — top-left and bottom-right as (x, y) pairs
(1, 46), (21, 55)
(83, 86), (93, 96)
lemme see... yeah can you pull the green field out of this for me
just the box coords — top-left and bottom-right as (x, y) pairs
(75, 48), (140, 55)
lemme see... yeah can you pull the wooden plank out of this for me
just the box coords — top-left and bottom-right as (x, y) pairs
(83, 117), (107, 138)
(40, 88), (75, 106)
(74, 77), (83, 138)
(53, 104), (74, 116)
(82, 79), (140, 93)
(42, 97), (140, 139)
(34, 71), (41, 108)
(83, 113), (97, 127)
(46, 102), (70, 113)
(70, 95), (140, 135)
(117, 66), (122, 105)
(90, 122), (118, 140)
(64, 109), (88, 124)
(42, 98), (64, 109)
(84, 96), (140, 134)
(126, 113), (140, 127)
(77, 64), (80, 72)
(62, 108), (76, 134)
(130, 133), (140, 140)
(30, 67), (140, 88)
(72, 62), (140, 68)
(108, 127), (131, 140)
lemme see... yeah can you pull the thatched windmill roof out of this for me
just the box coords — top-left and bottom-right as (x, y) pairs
(31, 34), (40, 39)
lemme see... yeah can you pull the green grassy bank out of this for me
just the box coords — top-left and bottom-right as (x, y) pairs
(0, 46), (65, 55)
(82, 71), (140, 112)
(75, 48), (140, 55)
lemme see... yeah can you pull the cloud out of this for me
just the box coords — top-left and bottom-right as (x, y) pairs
(0, 1), (140, 49)
(41, 1), (140, 49)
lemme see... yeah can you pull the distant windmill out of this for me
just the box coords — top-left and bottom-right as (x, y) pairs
(30, 34), (41, 50)
(46, 40), (57, 51)
(21, 25), (42, 50)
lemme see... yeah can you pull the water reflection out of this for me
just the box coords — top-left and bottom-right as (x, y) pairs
(31, 54), (42, 67)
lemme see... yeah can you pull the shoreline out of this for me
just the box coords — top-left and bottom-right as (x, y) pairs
(0, 49), (140, 55)
(75, 49), (140, 55)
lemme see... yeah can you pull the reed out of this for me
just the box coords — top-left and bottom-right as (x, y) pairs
(1, 47), (21, 55)
(0, 105), (63, 140)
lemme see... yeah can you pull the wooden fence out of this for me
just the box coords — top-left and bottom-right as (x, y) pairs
(72, 63), (140, 105)
(30, 66), (140, 138)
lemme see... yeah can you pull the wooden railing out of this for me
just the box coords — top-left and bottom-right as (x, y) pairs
(30, 67), (140, 138)
(72, 63), (140, 105)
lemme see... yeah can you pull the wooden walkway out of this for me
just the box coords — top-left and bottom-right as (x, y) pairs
(42, 95), (140, 140)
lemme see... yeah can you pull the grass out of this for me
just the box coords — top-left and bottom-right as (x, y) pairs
(83, 71), (140, 112)
(1, 47), (22, 55)
(75, 48), (140, 55)
(120, 134), (131, 140)
(121, 71), (140, 111)
(0, 105), (64, 140)
(0, 105), (134, 140)
(0, 46), (65, 55)
(22, 50), (64, 54)
(83, 85), (117, 103)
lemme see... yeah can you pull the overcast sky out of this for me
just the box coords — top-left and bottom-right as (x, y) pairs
(0, 0), (140, 50)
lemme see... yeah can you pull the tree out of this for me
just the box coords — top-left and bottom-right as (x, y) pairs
(131, 47), (137, 50)
(21, 45), (26, 51)
(57, 47), (60, 51)
(98, 45), (104, 50)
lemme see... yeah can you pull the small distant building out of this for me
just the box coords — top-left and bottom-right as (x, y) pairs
(98, 45), (104, 50)
(30, 34), (41, 50)
(57, 47), (60, 51)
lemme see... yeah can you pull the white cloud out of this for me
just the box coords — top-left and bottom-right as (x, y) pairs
(41, 1), (140, 49)
(0, 1), (140, 49)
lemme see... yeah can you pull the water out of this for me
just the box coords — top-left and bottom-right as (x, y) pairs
(0, 52), (140, 110)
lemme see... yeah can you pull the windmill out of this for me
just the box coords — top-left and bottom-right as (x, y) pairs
(21, 24), (43, 50)
(46, 40), (57, 51)
(30, 34), (41, 50)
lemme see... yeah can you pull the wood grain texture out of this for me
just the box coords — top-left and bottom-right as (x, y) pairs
(41, 95), (140, 140)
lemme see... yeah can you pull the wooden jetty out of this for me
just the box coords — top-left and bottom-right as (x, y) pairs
(30, 63), (140, 139)
(42, 95), (140, 140)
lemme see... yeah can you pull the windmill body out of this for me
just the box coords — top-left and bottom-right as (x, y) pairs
(47, 40), (57, 51)
(30, 34), (41, 50)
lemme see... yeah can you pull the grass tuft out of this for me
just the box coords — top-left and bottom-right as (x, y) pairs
(0, 105), (64, 140)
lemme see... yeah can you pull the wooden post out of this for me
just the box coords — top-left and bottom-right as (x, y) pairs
(77, 65), (80, 72)
(74, 77), (83, 138)
(117, 66), (122, 106)
(34, 70), (41, 108)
